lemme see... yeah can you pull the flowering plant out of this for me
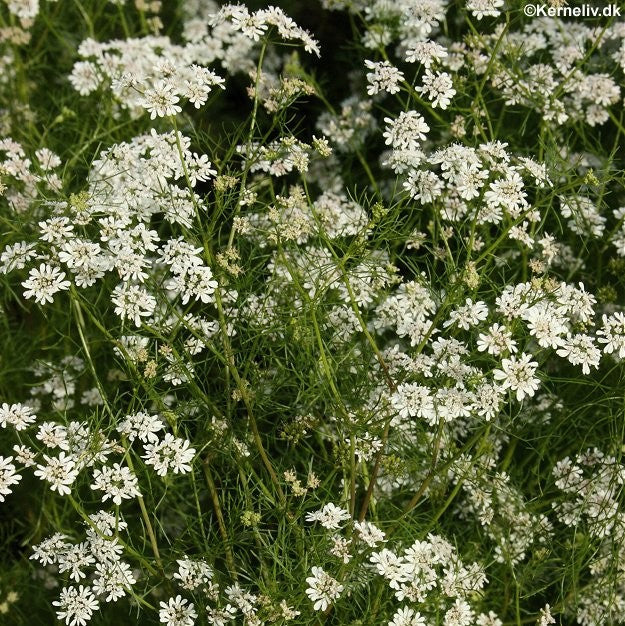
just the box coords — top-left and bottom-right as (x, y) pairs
(1, 1), (625, 625)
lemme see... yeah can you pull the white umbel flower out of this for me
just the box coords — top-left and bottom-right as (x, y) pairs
(389, 606), (426, 626)
(365, 60), (404, 95)
(22, 263), (71, 304)
(142, 81), (182, 119)
(0, 456), (21, 502)
(390, 382), (435, 423)
(142, 433), (196, 476)
(159, 595), (197, 626)
(493, 353), (539, 401)
(34, 452), (79, 496)
(305, 503), (351, 529)
(416, 70), (456, 109)
(383, 111), (429, 150)
(305, 566), (343, 611)
(53, 585), (99, 626)
(91, 463), (141, 505)
(0, 402), (37, 430)
(111, 283), (156, 327)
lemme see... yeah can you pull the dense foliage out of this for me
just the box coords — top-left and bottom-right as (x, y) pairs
(1, 1), (625, 625)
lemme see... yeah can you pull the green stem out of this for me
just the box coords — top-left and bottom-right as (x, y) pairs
(202, 459), (238, 579)
(122, 438), (164, 574)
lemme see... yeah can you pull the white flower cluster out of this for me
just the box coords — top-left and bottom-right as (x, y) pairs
(159, 575), (300, 626)
(370, 534), (489, 624)
(0, 138), (62, 217)
(68, 4), (320, 120)
(70, 37), (225, 118)
(32, 512), (135, 625)
(322, 0), (448, 53)
(209, 4), (319, 56)
(451, 454), (552, 565)
(0, 401), (194, 505)
(383, 275), (603, 435)
(469, 19), (623, 128)
(553, 449), (625, 624)
(304, 503), (494, 625)
(2, 130), (220, 323)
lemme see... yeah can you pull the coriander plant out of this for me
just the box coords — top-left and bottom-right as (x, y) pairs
(1, 1), (625, 625)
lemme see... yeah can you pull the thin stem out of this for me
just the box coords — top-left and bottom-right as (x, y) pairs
(227, 41), (268, 250)
(202, 459), (238, 579)
(401, 417), (445, 515)
(122, 439), (164, 574)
